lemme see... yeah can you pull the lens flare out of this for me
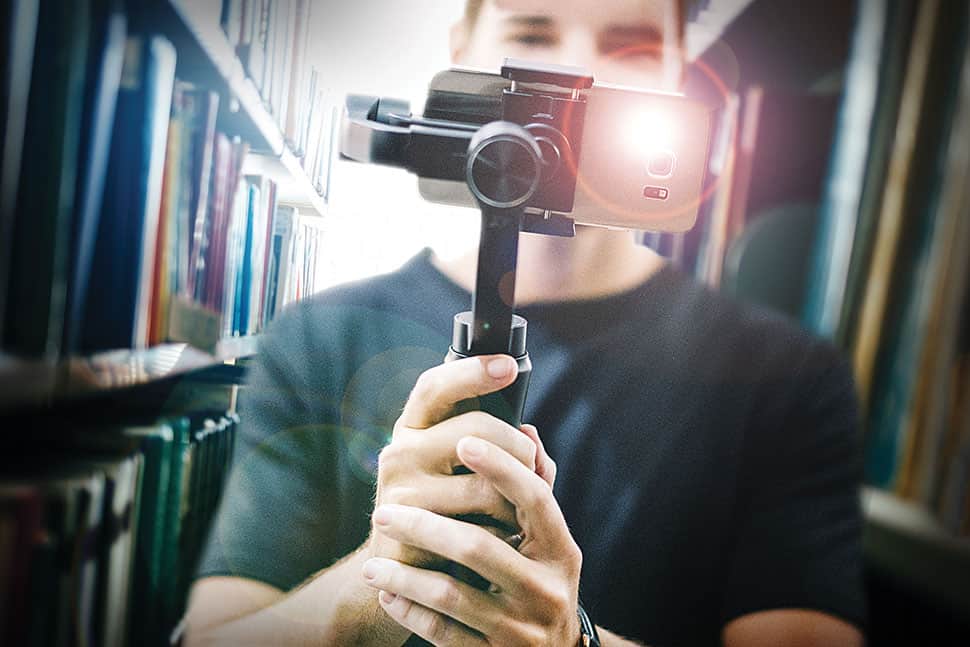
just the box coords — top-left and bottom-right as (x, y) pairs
(630, 109), (678, 151)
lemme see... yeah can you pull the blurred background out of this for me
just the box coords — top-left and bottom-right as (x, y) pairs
(1, 0), (968, 645)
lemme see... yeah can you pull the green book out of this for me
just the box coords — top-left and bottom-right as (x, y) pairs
(158, 416), (192, 643)
(4, 0), (90, 358)
(122, 424), (174, 647)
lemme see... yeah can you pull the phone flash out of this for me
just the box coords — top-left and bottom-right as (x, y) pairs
(631, 109), (677, 151)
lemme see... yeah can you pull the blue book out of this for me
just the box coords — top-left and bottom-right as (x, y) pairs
(233, 180), (260, 336)
(801, 0), (888, 337)
(63, 0), (127, 356)
(80, 35), (177, 352)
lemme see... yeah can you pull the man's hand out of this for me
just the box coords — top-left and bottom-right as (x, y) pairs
(370, 354), (541, 570)
(361, 432), (583, 646)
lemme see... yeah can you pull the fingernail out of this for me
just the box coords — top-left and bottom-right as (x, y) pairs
(380, 590), (398, 605)
(373, 506), (393, 526)
(362, 559), (382, 581)
(460, 436), (487, 458)
(487, 357), (514, 379)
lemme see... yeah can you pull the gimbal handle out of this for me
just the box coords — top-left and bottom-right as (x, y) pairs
(444, 121), (543, 428)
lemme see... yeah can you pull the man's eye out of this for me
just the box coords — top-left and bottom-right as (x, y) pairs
(507, 33), (557, 47)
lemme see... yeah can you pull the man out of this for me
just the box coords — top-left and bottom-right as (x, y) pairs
(186, 1), (866, 645)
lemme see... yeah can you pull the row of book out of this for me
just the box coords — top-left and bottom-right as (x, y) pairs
(816, 0), (969, 535)
(0, 0), (333, 362)
(0, 410), (238, 646)
(178, 0), (334, 195)
(221, 186), (326, 339)
(646, 0), (970, 534)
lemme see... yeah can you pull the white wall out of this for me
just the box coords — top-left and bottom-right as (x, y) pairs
(308, 0), (480, 290)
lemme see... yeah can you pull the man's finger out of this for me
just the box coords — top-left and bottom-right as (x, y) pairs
(455, 437), (571, 554)
(519, 424), (556, 487)
(378, 591), (489, 647)
(363, 557), (499, 637)
(381, 411), (536, 476)
(399, 355), (518, 429)
(382, 472), (518, 529)
(372, 504), (529, 595)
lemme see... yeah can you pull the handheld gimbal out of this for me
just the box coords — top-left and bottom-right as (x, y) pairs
(341, 59), (609, 428)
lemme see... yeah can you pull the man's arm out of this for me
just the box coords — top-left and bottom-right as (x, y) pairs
(724, 609), (864, 647)
(595, 610), (864, 647)
(185, 546), (408, 646)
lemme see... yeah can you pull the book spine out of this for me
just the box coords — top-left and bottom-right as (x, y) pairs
(5, 0), (91, 358)
(802, 0), (889, 338)
(187, 90), (220, 303)
(133, 36), (177, 349)
(0, 0), (41, 346)
(851, 0), (941, 406)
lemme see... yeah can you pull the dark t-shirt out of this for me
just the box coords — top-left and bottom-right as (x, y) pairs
(198, 248), (866, 646)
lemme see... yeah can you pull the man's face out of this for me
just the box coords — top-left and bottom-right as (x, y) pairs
(453, 0), (683, 91)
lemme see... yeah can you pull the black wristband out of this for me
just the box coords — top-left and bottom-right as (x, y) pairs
(577, 601), (601, 647)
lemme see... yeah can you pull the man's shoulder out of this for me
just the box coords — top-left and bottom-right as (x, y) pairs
(262, 250), (454, 367)
(656, 268), (847, 384)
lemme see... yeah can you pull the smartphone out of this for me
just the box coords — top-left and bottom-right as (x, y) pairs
(417, 66), (714, 233)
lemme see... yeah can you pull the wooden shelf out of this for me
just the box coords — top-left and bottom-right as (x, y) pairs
(214, 334), (260, 361)
(242, 151), (327, 217)
(862, 487), (970, 617)
(0, 337), (259, 413)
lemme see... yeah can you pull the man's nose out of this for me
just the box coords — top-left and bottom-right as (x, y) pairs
(551, 26), (599, 68)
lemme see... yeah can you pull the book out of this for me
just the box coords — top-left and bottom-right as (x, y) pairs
(64, 0), (127, 356)
(835, 0), (918, 349)
(123, 424), (174, 647)
(904, 28), (970, 506)
(851, 0), (941, 406)
(283, 0), (311, 151)
(266, 205), (297, 322)
(237, 0), (266, 89)
(80, 34), (177, 353)
(4, 0), (91, 359)
(801, 0), (890, 339)
(863, 0), (962, 488)
(938, 349), (970, 534)
(151, 87), (252, 349)
(0, 0), (41, 346)
(186, 89), (221, 303)
(0, 409), (241, 643)
(91, 453), (142, 647)
(0, 485), (43, 645)
(158, 416), (192, 641)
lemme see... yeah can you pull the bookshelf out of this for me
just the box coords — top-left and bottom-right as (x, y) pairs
(146, 0), (327, 217)
(0, 0), (335, 640)
(0, 338), (258, 413)
(677, 0), (970, 637)
(1, 0), (327, 410)
(242, 151), (327, 217)
(863, 487), (970, 617)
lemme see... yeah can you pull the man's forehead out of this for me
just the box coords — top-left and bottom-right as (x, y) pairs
(486, 0), (670, 27)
